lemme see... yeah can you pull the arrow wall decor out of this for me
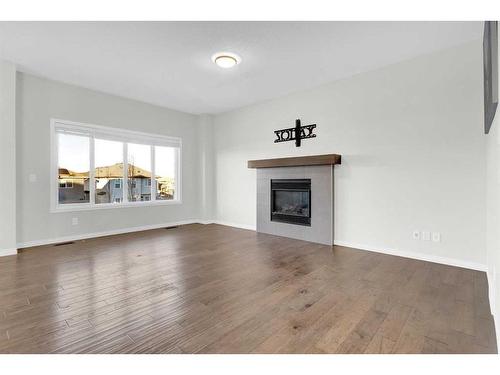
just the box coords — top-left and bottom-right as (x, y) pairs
(274, 119), (316, 147)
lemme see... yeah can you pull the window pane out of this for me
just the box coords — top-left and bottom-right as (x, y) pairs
(95, 139), (123, 204)
(127, 143), (152, 202)
(155, 146), (176, 200)
(58, 132), (90, 204)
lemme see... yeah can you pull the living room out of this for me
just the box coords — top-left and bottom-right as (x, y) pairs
(1, 1), (500, 373)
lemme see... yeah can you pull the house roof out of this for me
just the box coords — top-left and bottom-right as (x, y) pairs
(59, 163), (152, 179)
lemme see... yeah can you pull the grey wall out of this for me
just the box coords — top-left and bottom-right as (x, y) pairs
(16, 73), (202, 245)
(213, 40), (487, 268)
(0, 61), (16, 255)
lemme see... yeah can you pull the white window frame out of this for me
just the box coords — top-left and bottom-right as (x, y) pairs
(50, 118), (182, 213)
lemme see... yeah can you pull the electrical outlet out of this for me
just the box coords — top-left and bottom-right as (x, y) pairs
(72, 217), (79, 226)
(422, 231), (431, 241)
(432, 232), (441, 242)
(412, 231), (420, 240)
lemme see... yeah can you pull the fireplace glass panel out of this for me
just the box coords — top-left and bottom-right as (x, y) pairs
(273, 190), (310, 217)
(270, 179), (311, 226)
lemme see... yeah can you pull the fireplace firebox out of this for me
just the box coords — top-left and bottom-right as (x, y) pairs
(270, 179), (311, 226)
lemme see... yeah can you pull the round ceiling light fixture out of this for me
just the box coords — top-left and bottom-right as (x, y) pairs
(212, 52), (241, 68)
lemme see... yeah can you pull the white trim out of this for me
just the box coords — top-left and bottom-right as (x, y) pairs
(175, 146), (182, 202)
(16, 219), (199, 249)
(333, 240), (487, 272)
(51, 118), (181, 147)
(50, 120), (57, 212)
(150, 145), (156, 199)
(198, 219), (216, 225)
(211, 220), (257, 231)
(0, 248), (18, 257)
(50, 118), (182, 212)
(17, 220), (255, 249)
(123, 141), (129, 203)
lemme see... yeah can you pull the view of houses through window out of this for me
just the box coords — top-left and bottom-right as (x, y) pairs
(57, 132), (90, 204)
(94, 138), (123, 204)
(54, 121), (180, 209)
(127, 142), (152, 202)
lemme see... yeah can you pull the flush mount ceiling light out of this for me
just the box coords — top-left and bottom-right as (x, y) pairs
(212, 52), (241, 68)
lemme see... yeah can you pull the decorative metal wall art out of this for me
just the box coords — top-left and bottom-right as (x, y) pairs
(274, 119), (316, 147)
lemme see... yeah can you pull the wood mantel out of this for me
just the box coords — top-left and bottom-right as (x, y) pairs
(248, 154), (341, 168)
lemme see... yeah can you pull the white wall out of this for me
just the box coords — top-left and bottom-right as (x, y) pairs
(485, 31), (500, 346)
(213, 40), (487, 269)
(16, 73), (202, 246)
(0, 61), (17, 255)
(198, 114), (216, 222)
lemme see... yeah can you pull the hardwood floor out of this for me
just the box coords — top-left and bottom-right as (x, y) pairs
(0, 224), (496, 354)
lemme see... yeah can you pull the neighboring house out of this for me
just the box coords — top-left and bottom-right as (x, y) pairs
(57, 168), (88, 204)
(94, 163), (152, 203)
(58, 163), (174, 204)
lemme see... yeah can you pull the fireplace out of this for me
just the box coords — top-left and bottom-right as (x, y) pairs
(271, 179), (311, 226)
(250, 154), (340, 245)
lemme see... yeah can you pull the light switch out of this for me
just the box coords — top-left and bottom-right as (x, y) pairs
(72, 218), (79, 226)
(422, 231), (431, 241)
(28, 173), (37, 183)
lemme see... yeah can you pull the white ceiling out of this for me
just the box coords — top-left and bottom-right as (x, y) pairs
(0, 21), (482, 114)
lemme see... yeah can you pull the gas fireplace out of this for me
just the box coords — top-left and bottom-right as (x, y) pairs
(271, 179), (311, 226)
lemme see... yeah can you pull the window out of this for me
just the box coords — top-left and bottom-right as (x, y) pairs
(51, 119), (181, 212)
(57, 132), (90, 204)
(127, 143), (151, 202)
(95, 138), (123, 205)
(155, 145), (177, 200)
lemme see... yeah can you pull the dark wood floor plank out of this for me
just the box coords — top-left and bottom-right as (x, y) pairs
(0, 224), (496, 354)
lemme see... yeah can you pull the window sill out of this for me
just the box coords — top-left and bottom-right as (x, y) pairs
(50, 199), (182, 213)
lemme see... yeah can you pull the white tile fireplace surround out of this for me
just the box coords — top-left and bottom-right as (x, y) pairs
(248, 154), (341, 245)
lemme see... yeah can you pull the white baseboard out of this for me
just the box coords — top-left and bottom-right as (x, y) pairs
(16, 219), (200, 249)
(207, 221), (488, 272)
(13, 219), (488, 273)
(334, 240), (487, 272)
(210, 220), (257, 231)
(198, 219), (215, 225)
(0, 248), (18, 257)
(204, 219), (488, 272)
